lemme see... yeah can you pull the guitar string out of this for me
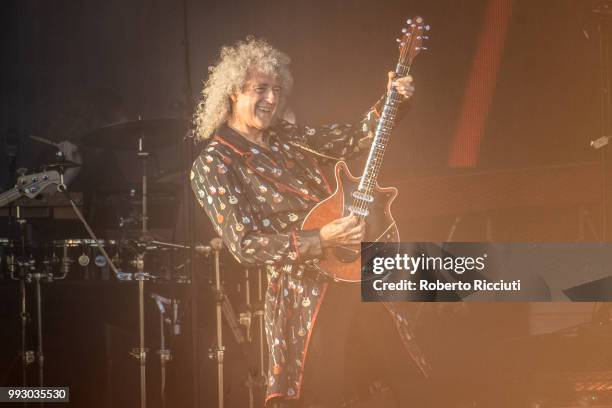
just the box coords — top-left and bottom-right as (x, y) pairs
(358, 31), (414, 199)
(352, 29), (418, 220)
(361, 30), (415, 194)
(354, 66), (408, 217)
(362, 51), (412, 194)
(362, 87), (403, 191)
(357, 71), (405, 198)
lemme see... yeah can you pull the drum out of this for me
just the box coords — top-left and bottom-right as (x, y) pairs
(52, 239), (118, 280)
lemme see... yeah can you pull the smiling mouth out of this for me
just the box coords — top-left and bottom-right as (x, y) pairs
(257, 105), (273, 114)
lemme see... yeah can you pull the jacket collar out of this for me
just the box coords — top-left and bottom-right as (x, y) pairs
(213, 124), (256, 156)
(213, 124), (324, 203)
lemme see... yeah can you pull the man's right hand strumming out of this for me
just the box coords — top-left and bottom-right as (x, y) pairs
(319, 215), (366, 248)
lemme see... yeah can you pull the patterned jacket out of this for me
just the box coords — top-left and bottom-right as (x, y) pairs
(190, 104), (429, 405)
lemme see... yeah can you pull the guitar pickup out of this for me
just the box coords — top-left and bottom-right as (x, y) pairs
(348, 206), (369, 217)
(352, 191), (374, 203)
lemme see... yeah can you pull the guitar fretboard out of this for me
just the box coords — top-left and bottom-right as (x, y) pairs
(360, 63), (410, 194)
(349, 63), (410, 218)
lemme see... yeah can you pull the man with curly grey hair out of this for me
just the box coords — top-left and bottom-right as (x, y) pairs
(191, 38), (426, 407)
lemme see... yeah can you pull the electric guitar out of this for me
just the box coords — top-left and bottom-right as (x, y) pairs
(0, 170), (62, 208)
(302, 16), (430, 282)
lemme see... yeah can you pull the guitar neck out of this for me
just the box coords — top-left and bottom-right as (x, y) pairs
(359, 62), (411, 193)
(0, 187), (22, 208)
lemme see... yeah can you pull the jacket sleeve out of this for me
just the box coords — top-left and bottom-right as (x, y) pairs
(277, 95), (410, 161)
(191, 152), (322, 266)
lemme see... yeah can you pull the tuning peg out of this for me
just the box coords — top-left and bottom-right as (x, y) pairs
(396, 38), (401, 43)
(416, 46), (428, 51)
(416, 16), (423, 24)
(407, 18), (412, 24)
(425, 25), (431, 31)
(422, 35), (430, 40)
(402, 27), (407, 33)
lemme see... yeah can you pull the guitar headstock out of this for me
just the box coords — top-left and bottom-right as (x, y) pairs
(16, 170), (61, 198)
(396, 16), (430, 67)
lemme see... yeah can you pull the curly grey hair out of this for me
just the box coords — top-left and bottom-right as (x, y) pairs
(194, 38), (293, 141)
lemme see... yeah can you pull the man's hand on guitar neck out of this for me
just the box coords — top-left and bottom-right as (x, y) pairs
(319, 215), (366, 248)
(387, 71), (415, 100)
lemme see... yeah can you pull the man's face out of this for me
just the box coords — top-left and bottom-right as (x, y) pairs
(231, 71), (282, 133)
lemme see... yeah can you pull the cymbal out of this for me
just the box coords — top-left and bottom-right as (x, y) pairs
(43, 160), (81, 170)
(82, 118), (188, 150)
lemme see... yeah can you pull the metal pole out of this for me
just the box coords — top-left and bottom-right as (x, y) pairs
(160, 312), (167, 408)
(19, 272), (29, 401)
(257, 269), (265, 379)
(139, 277), (146, 408)
(179, 0), (200, 404)
(34, 272), (44, 408)
(214, 246), (224, 408)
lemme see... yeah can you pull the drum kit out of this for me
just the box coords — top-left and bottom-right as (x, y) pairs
(1, 118), (267, 408)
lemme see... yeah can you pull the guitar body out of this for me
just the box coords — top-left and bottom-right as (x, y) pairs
(302, 161), (399, 282)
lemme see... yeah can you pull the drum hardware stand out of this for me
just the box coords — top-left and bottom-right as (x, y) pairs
(9, 217), (67, 406)
(210, 237), (225, 408)
(8, 247), (34, 395)
(241, 268), (267, 408)
(150, 294), (180, 408)
(240, 269), (254, 343)
(256, 269), (266, 380)
(240, 275), (255, 408)
(66, 129), (153, 408)
(7, 205), (36, 397)
(128, 125), (152, 408)
(206, 240), (260, 408)
(208, 237), (250, 408)
(46, 139), (149, 408)
(129, 254), (150, 408)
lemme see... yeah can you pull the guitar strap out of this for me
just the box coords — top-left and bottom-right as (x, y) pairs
(288, 141), (342, 161)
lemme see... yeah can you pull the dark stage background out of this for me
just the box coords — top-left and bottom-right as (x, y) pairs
(0, 0), (610, 407)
